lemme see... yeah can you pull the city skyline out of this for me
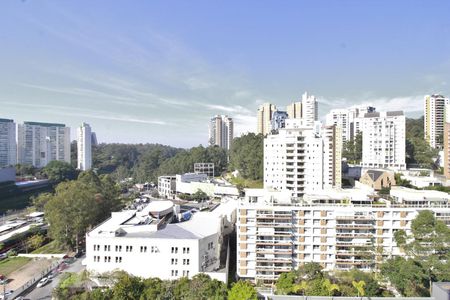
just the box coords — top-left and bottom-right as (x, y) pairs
(1, 1), (450, 147)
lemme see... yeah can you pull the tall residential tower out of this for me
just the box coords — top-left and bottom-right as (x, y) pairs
(361, 111), (406, 170)
(0, 118), (17, 168)
(77, 122), (92, 171)
(17, 121), (71, 168)
(424, 94), (449, 149)
(208, 115), (233, 150)
(257, 103), (277, 136)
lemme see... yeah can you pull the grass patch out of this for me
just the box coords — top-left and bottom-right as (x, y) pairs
(0, 257), (32, 276)
(59, 272), (80, 289)
(228, 176), (263, 189)
(32, 241), (65, 254)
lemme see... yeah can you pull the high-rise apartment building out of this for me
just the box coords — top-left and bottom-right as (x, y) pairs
(0, 118), (17, 168)
(77, 122), (92, 171)
(424, 94), (449, 149)
(257, 103), (277, 135)
(444, 105), (450, 179)
(286, 101), (302, 119)
(300, 92), (318, 127)
(326, 105), (376, 143)
(264, 119), (342, 198)
(361, 111), (406, 170)
(208, 115), (233, 150)
(237, 188), (450, 285)
(17, 121), (70, 168)
(270, 111), (288, 132)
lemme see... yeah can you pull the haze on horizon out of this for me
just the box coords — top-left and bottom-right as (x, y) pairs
(1, 0), (449, 148)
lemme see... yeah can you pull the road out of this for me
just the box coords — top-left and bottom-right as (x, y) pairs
(21, 256), (85, 300)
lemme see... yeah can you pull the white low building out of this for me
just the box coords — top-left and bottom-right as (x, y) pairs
(158, 176), (176, 198)
(175, 173), (239, 198)
(390, 186), (449, 206)
(86, 200), (236, 283)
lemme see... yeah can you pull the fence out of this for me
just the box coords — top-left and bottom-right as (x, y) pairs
(7, 258), (62, 299)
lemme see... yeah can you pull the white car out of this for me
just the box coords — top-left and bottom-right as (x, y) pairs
(0, 290), (14, 299)
(36, 277), (49, 288)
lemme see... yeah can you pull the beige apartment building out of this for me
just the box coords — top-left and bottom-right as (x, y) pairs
(237, 188), (450, 285)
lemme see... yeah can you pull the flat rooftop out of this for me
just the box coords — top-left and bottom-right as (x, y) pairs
(88, 202), (222, 240)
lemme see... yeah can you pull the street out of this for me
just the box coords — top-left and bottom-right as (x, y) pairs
(21, 256), (85, 300)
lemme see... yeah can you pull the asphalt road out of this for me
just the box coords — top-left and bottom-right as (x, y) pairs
(21, 256), (85, 300)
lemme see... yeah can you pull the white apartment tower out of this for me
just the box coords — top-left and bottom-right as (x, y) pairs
(424, 94), (449, 149)
(257, 103), (277, 136)
(300, 92), (318, 127)
(264, 119), (342, 198)
(0, 118), (17, 167)
(326, 105), (376, 143)
(209, 115), (233, 150)
(17, 121), (71, 168)
(361, 111), (406, 170)
(77, 122), (92, 171)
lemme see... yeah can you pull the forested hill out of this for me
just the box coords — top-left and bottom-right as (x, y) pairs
(82, 143), (230, 183)
(71, 133), (265, 184)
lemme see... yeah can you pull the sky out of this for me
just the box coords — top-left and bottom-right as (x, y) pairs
(1, 0), (450, 148)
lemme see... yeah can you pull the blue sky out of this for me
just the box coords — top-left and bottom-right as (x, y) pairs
(1, 1), (450, 147)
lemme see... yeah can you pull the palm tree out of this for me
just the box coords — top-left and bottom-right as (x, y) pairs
(352, 280), (366, 297)
(323, 279), (340, 296)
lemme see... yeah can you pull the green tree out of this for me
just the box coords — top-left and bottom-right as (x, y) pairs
(112, 273), (144, 300)
(229, 133), (264, 180)
(141, 278), (165, 300)
(32, 192), (53, 211)
(342, 133), (362, 164)
(26, 234), (45, 251)
(45, 172), (121, 250)
(228, 280), (257, 300)
(275, 271), (296, 294)
(322, 278), (340, 296)
(43, 160), (78, 183)
(296, 262), (323, 281)
(381, 257), (428, 296)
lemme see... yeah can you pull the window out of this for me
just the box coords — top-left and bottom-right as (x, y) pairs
(183, 259), (190, 265)
(115, 245), (122, 252)
(183, 247), (190, 254)
(171, 270), (178, 276)
(140, 246), (147, 253)
(171, 247), (178, 254)
(171, 258), (178, 265)
(126, 246), (133, 252)
(207, 242), (214, 250)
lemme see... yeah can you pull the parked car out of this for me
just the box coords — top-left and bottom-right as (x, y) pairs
(36, 277), (49, 288)
(0, 290), (14, 299)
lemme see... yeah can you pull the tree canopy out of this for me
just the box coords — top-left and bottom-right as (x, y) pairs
(342, 132), (362, 164)
(229, 133), (264, 180)
(42, 160), (78, 183)
(44, 171), (122, 250)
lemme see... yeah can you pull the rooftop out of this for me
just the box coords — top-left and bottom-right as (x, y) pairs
(88, 201), (223, 240)
(23, 121), (66, 127)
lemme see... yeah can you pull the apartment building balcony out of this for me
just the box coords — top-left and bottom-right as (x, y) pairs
(336, 232), (373, 238)
(336, 215), (373, 221)
(256, 265), (292, 272)
(335, 224), (374, 230)
(256, 213), (292, 219)
(256, 241), (292, 246)
(256, 248), (293, 255)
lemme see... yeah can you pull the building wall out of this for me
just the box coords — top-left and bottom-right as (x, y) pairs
(237, 199), (450, 285)
(287, 102), (302, 119)
(0, 119), (16, 167)
(361, 112), (406, 170)
(77, 123), (92, 171)
(158, 176), (176, 197)
(425, 95), (449, 149)
(17, 122), (71, 168)
(209, 115), (233, 150)
(445, 122), (450, 180)
(264, 121), (341, 198)
(86, 235), (220, 280)
(257, 103), (277, 136)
